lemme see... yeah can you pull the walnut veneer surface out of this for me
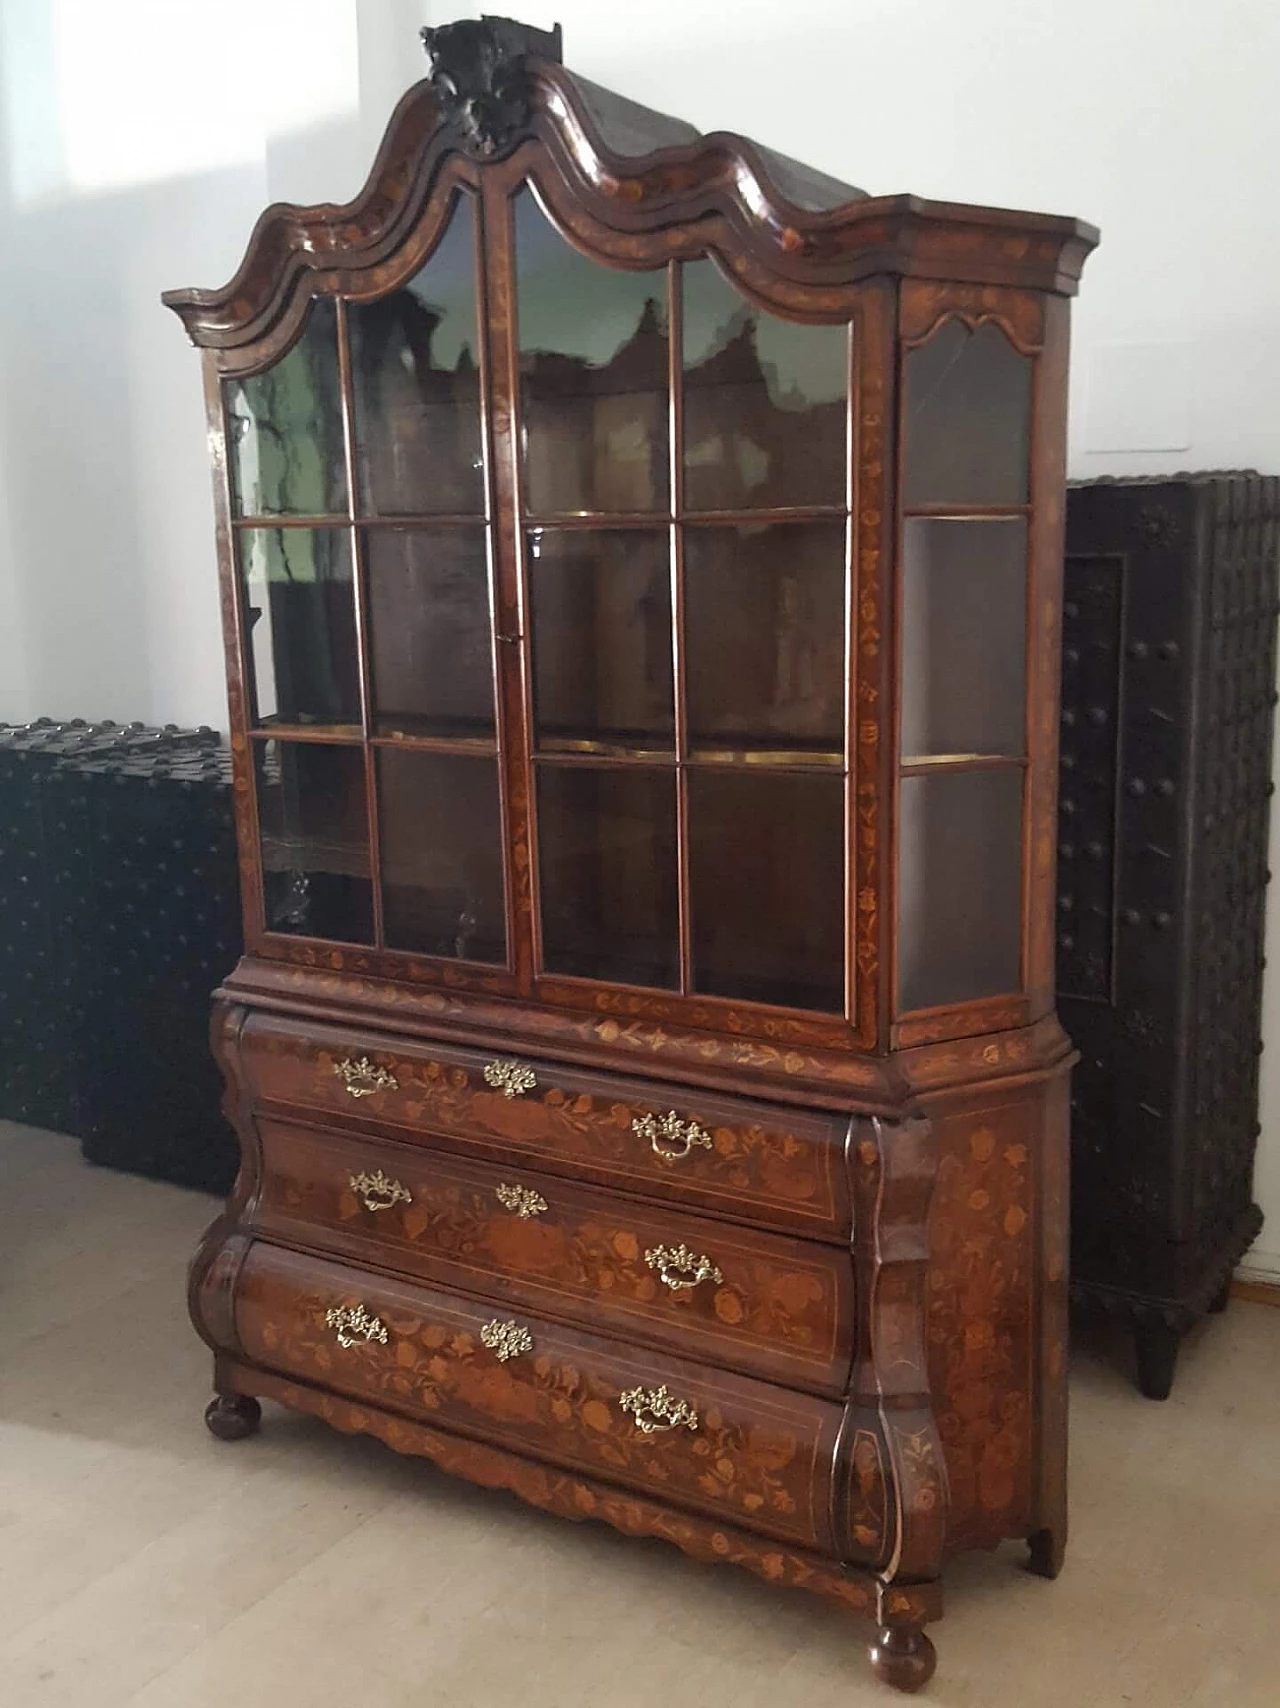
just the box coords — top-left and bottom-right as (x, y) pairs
(166, 15), (1095, 1693)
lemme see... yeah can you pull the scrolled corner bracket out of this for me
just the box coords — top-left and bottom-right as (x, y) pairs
(420, 15), (564, 159)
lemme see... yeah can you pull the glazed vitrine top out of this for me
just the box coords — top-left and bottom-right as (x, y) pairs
(165, 17), (1096, 1069)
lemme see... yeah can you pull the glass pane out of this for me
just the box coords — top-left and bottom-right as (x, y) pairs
(350, 197), (485, 516)
(515, 188), (668, 514)
(378, 749), (506, 962)
(685, 522), (845, 757)
(239, 528), (359, 728)
(537, 765), (678, 987)
(898, 767), (1023, 1012)
(226, 299), (346, 517)
(682, 259), (847, 511)
(530, 528), (672, 753)
(689, 770), (844, 1012)
(366, 527), (494, 740)
(903, 319), (1031, 508)
(255, 740), (373, 943)
(900, 519), (1027, 759)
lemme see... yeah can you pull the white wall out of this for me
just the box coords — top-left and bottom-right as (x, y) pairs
(0, 0), (428, 729)
(3, 0), (1279, 1275)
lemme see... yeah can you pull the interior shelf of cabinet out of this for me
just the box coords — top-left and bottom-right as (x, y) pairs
(260, 836), (371, 879)
(233, 514), (488, 529)
(250, 724), (498, 756)
(250, 722), (363, 744)
(523, 504), (849, 529)
(534, 735), (846, 771)
(899, 752), (1028, 775)
(899, 504), (1031, 520)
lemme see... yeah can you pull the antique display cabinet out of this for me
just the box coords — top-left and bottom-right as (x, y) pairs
(165, 18), (1096, 1691)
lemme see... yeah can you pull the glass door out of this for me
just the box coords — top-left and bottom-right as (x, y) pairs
(896, 318), (1032, 1013)
(514, 186), (853, 1015)
(230, 191), (509, 967)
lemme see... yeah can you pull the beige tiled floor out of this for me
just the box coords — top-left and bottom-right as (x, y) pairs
(2, 1119), (1278, 1707)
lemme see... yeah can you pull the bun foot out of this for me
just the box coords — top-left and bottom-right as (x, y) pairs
(1026, 1525), (1065, 1579)
(868, 1625), (937, 1694)
(205, 1393), (261, 1442)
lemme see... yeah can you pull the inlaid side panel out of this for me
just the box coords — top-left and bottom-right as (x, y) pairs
(926, 1090), (1040, 1550)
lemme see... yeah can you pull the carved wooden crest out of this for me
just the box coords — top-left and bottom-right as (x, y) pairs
(420, 14), (562, 157)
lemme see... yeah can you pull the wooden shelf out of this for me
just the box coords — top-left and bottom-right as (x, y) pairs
(901, 505), (1030, 521)
(251, 722), (363, 745)
(900, 752), (1027, 775)
(234, 513), (488, 529)
(525, 505), (848, 530)
(534, 734), (845, 771)
(251, 724), (498, 757)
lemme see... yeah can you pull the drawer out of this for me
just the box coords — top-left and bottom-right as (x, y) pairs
(240, 1013), (852, 1241)
(235, 1240), (843, 1555)
(251, 1118), (854, 1397)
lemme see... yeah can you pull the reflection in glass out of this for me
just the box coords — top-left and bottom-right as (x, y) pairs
(516, 188), (668, 514)
(255, 740), (373, 943)
(350, 197), (485, 516)
(900, 519), (1027, 759)
(239, 528), (360, 728)
(366, 528), (495, 739)
(378, 749), (506, 962)
(685, 522), (845, 755)
(682, 260), (848, 511)
(530, 529), (672, 752)
(689, 770), (844, 1012)
(537, 765), (678, 987)
(903, 319), (1031, 509)
(898, 766), (1023, 1011)
(226, 299), (346, 517)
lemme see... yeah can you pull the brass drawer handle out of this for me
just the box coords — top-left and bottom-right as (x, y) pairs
(349, 1169), (411, 1213)
(483, 1058), (537, 1098)
(480, 1318), (534, 1362)
(332, 1056), (398, 1099)
(325, 1303), (389, 1348)
(644, 1242), (723, 1291)
(495, 1182), (548, 1218)
(619, 1383), (699, 1435)
(632, 1110), (712, 1163)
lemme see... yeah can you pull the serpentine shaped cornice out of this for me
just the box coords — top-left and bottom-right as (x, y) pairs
(163, 32), (1096, 354)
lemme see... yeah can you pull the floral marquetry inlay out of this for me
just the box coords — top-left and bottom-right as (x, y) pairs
(926, 1100), (1036, 1544)
(231, 1248), (833, 1549)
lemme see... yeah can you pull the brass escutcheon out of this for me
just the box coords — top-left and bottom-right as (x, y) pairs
(631, 1110), (713, 1163)
(325, 1302), (389, 1348)
(495, 1182), (548, 1219)
(349, 1169), (411, 1213)
(619, 1382), (699, 1434)
(332, 1057), (399, 1099)
(483, 1058), (537, 1099)
(480, 1318), (534, 1362)
(643, 1242), (723, 1291)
